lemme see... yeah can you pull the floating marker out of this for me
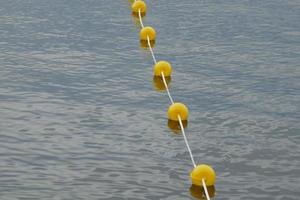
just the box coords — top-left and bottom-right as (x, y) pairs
(140, 26), (156, 42)
(168, 102), (189, 121)
(190, 164), (216, 186)
(154, 61), (172, 77)
(132, 0), (147, 17)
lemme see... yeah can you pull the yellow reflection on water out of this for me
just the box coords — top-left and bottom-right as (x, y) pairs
(168, 119), (188, 134)
(189, 184), (216, 199)
(140, 40), (155, 49)
(153, 76), (171, 91)
(132, 12), (146, 18)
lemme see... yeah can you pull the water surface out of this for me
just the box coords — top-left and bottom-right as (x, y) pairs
(0, 0), (300, 199)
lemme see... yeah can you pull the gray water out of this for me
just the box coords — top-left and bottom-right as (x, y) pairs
(1, 0), (300, 199)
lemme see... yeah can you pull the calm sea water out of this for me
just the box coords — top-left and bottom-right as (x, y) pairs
(1, 0), (300, 199)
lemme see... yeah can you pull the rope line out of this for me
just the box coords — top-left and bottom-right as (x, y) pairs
(136, 4), (211, 200)
(178, 115), (196, 168)
(147, 36), (157, 64)
(138, 9), (144, 28)
(202, 178), (211, 200)
(138, 8), (196, 169)
(161, 72), (174, 104)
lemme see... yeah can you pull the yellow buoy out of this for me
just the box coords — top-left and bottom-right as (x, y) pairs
(140, 26), (156, 42)
(132, 0), (147, 17)
(167, 103), (189, 121)
(154, 61), (172, 77)
(190, 164), (216, 186)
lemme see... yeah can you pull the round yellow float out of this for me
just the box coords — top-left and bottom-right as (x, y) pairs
(131, 0), (147, 16)
(140, 26), (156, 42)
(190, 164), (216, 186)
(167, 103), (189, 121)
(154, 61), (172, 77)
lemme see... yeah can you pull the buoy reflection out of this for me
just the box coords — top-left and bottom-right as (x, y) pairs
(153, 76), (171, 91)
(140, 39), (155, 48)
(132, 12), (146, 18)
(189, 184), (216, 199)
(168, 119), (188, 134)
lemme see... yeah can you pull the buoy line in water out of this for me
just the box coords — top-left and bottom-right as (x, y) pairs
(130, 1), (216, 199)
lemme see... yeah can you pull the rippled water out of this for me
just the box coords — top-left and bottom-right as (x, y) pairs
(1, 0), (300, 199)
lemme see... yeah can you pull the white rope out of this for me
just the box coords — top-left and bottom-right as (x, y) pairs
(138, 9), (144, 28)
(161, 72), (174, 104)
(147, 36), (157, 64)
(178, 115), (196, 168)
(202, 178), (211, 200)
(178, 115), (211, 199)
(136, 5), (210, 200)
